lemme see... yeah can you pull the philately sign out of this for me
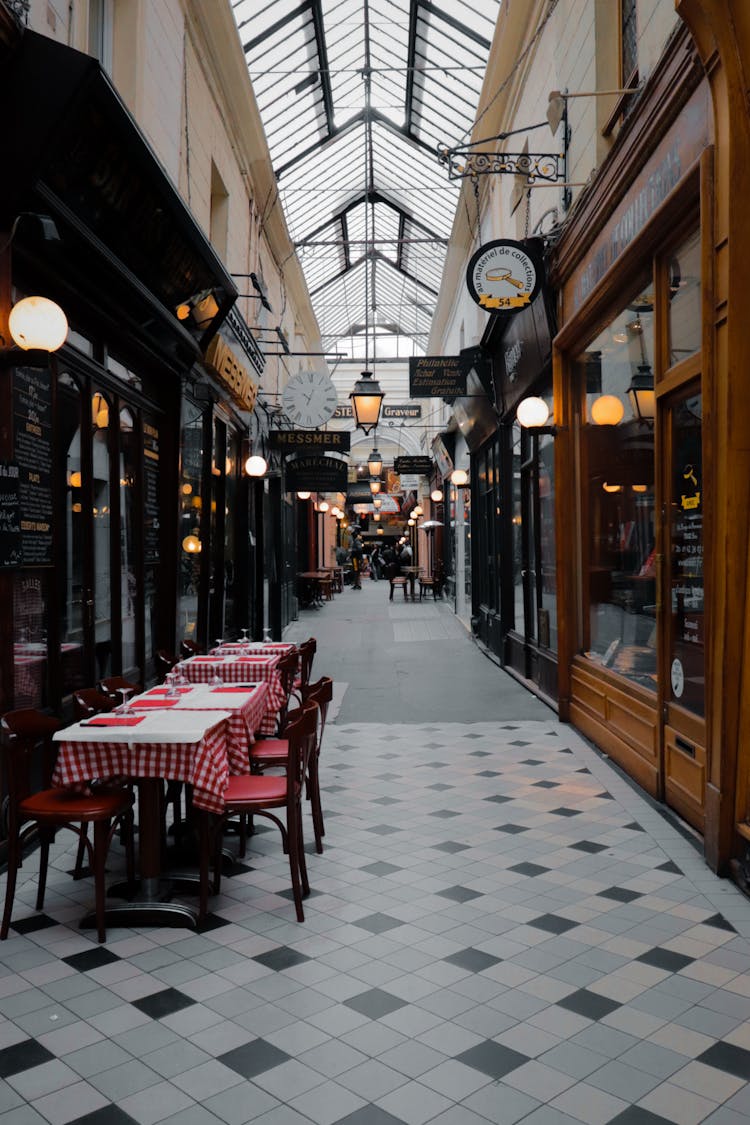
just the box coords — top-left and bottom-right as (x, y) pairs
(466, 239), (543, 312)
(409, 356), (466, 398)
(394, 456), (433, 476)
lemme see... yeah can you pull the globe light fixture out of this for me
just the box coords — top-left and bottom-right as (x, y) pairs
(244, 453), (268, 477)
(182, 533), (202, 553)
(318, 500), (329, 512)
(590, 394), (625, 426)
(8, 296), (68, 352)
(431, 489), (443, 502)
(450, 468), (469, 487)
(516, 396), (550, 428)
(296, 491), (311, 500)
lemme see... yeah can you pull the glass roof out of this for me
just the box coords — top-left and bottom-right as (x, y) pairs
(232, 0), (501, 358)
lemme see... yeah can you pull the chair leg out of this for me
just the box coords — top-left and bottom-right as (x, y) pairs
(92, 819), (109, 943)
(286, 805), (305, 922)
(389, 582), (394, 601)
(308, 757), (325, 853)
(297, 804), (310, 898)
(123, 810), (136, 893)
(198, 812), (211, 924)
(1, 830), (21, 939)
(73, 826), (88, 879)
(36, 829), (52, 911)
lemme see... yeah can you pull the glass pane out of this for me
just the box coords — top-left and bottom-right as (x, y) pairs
(14, 573), (50, 708)
(58, 377), (85, 696)
(179, 404), (204, 645)
(511, 423), (522, 632)
(119, 405), (138, 679)
(538, 433), (557, 651)
(577, 278), (657, 690)
(669, 393), (704, 715)
(91, 390), (112, 680)
(224, 430), (240, 636)
(668, 230), (701, 367)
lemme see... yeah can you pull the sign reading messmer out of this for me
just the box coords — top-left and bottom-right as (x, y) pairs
(409, 356), (466, 398)
(285, 455), (348, 493)
(467, 239), (543, 312)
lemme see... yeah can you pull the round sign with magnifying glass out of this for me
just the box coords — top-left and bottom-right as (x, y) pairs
(466, 239), (544, 313)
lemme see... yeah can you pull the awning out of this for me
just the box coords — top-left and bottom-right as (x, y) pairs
(1, 30), (237, 368)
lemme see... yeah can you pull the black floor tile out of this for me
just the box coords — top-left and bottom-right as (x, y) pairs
(0, 1039), (55, 1078)
(10, 913), (59, 934)
(636, 948), (694, 973)
(197, 914), (232, 932)
(443, 948), (502, 973)
(509, 741), (530, 747)
(558, 988), (622, 1020)
(549, 807), (582, 817)
(360, 861), (403, 875)
(253, 945), (312, 971)
(508, 862), (550, 877)
(455, 1039), (529, 1079)
(520, 759), (544, 766)
(69, 1108), (140, 1125)
(372, 797), (401, 806)
(132, 987), (196, 1019)
(704, 913), (736, 932)
(436, 886), (483, 903)
(494, 824), (530, 835)
(484, 795), (513, 805)
(427, 783), (453, 791)
(570, 840), (608, 853)
(429, 810), (461, 818)
(598, 887), (643, 903)
(344, 989), (408, 1019)
(624, 821), (645, 831)
(475, 770), (502, 777)
(594, 790), (615, 800)
(62, 947), (120, 972)
(532, 780), (560, 789)
(366, 825), (400, 836)
(696, 1041), (750, 1079)
(656, 860), (682, 874)
(609, 1110), (673, 1125)
(218, 1038), (290, 1078)
(431, 842), (470, 853)
(353, 913), (404, 934)
(278, 886), (323, 901)
(529, 913), (578, 935)
(333, 1106), (408, 1124)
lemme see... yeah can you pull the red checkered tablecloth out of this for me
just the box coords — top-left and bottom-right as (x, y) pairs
(52, 719), (230, 814)
(131, 684), (270, 773)
(176, 657), (286, 736)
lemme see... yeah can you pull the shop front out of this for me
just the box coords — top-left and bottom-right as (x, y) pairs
(551, 26), (710, 832)
(0, 29), (238, 715)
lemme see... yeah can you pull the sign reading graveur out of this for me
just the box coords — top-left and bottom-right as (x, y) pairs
(13, 368), (53, 565)
(394, 456), (433, 476)
(285, 455), (348, 493)
(270, 430), (350, 453)
(466, 239), (543, 312)
(409, 356), (466, 398)
(334, 404), (421, 420)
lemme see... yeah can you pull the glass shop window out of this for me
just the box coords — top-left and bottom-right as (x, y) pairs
(13, 573), (51, 709)
(179, 406), (204, 644)
(668, 230), (701, 367)
(575, 275), (657, 690)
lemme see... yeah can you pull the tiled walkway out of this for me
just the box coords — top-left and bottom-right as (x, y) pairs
(3, 586), (750, 1124)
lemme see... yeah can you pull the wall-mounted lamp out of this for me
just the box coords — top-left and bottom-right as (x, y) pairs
(431, 489), (443, 503)
(516, 396), (550, 429)
(367, 446), (383, 478)
(244, 450), (268, 477)
(350, 370), (384, 434)
(602, 482), (622, 493)
(450, 468), (469, 487)
(182, 532), (202, 553)
(627, 365), (655, 424)
(175, 288), (220, 331)
(317, 500), (329, 513)
(91, 392), (109, 429)
(8, 296), (68, 353)
(412, 505), (423, 517)
(377, 527), (384, 535)
(296, 491), (311, 500)
(590, 394), (625, 426)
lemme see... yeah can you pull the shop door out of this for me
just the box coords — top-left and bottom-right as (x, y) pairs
(661, 386), (706, 831)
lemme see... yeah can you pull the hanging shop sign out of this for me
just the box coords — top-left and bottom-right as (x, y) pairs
(285, 455), (348, 492)
(467, 239), (544, 312)
(431, 433), (454, 479)
(409, 356), (465, 399)
(205, 335), (258, 412)
(353, 495), (401, 514)
(394, 456), (433, 476)
(333, 403), (422, 420)
(270, 430), (350, 453)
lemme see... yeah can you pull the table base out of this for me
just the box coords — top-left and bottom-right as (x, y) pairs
(78, 894), (199, 931)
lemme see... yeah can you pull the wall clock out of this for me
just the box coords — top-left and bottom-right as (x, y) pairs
(282, 371), (339, 427)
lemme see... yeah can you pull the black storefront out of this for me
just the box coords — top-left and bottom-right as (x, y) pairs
(0, 28), (259, 717)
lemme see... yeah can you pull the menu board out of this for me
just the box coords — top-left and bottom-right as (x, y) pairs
(0, 460), (21, 567)
(143, 417), (160, 564)
(669, 397), (704, 714)
(13, 368), (53, 566)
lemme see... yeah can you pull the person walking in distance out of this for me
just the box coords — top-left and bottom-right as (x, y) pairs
(350, 533), (364, 590)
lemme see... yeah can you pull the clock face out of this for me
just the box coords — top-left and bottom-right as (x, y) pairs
(282, 372), (338, 427)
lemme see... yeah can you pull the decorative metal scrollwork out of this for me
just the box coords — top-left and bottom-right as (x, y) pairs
(437, 147), (563, 183)
(7, 0), (30, 22)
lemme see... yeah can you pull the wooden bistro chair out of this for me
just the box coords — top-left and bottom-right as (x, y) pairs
(202, 702), (319, 922)
(0, 708), (135, 943)
(180, 639), (203, 659)
(98, 676), (142, 706)
(389, 574), (408, 601)
(250, 676), (333, 854)
(291, 637), (317, 705)
(73, 688), (115, 722)
(155, 650), (179, 683)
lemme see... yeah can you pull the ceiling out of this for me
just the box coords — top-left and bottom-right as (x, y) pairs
(232, 0), (501, 361)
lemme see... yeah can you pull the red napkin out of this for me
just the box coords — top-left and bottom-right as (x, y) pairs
(194, 657), (223, 662)
(147, 688), (192, 695)
(86, 715), (145, 727)
(131, 698), (179, 708)
(211, 686), (256, 693)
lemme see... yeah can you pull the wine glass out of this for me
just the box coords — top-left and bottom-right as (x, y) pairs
(262, 627), (272, 644)
(165, 672), (178, 697)
(240, 627), (249, 642)
(116, 687), (135, 713)
(211, 668), (224, 686)
(215, 637), (224, 654)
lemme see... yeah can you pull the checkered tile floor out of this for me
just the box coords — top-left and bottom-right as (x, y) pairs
(4, 721), (750, 1124)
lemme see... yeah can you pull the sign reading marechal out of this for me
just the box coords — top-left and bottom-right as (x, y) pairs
(270, 430), (350, 453)
(284, 455), (349, 493)
(466, 239), (544, 312)
(394, 456), (433, 476)
(409, 356), (466, 398)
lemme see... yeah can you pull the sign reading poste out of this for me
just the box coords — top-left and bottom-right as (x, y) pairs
(467, 239), (543, 313)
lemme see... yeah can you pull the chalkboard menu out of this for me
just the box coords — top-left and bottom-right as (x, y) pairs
(0, 460), (21, 567)
(143, 417), (160, 564)
(13, 368), (53, 566)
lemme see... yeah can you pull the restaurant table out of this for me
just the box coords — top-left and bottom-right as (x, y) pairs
(208, 642), (296, 657)
(401, 566), (422, 600)
(175, 654), (286, 735)
(297, 571), (331, 608)
(130, 682), (269, 772)
(52, 709), (232, 929)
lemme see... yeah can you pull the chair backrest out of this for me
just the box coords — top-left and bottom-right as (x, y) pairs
(275, 651), (301, 733)
(98, 676), (142, 705)
(155, 650), (178, 683)
(73, 688), (114, 722)
(0, 708), (63, 804)
(284, 701), (319, 795)
(303, 676), (333, 757)
(180, 639), (202, 659)
(297, 638), (317, 690)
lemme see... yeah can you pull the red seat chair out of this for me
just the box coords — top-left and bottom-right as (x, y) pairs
(274, 650), (301, 734)
(291, 637), (317, 704)
(0, 708), (135, 943)
(203, 702), (318, 922)
(73, 688), (115, 722)
(155, 650), (179, 683)
(97, 677), (142, 706)
(180, 639), (203, 659)
(250, 676), (333, 854)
